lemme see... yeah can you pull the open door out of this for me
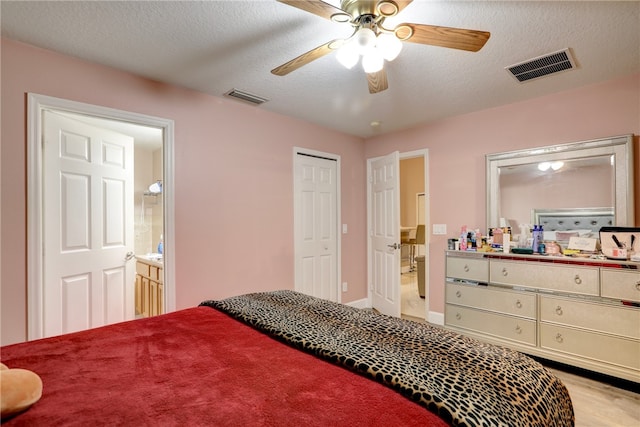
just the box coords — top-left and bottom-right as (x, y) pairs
(369, 151), (401, 317)
(43, 111), (135, 336)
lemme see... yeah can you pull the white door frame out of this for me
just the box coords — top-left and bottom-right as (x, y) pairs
(293, 147), (342, 302)
(367, 149), (430, 317)
(27, 93), (175, 340)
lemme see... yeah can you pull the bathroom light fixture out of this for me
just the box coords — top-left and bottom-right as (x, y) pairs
(148, 180), (162, 194)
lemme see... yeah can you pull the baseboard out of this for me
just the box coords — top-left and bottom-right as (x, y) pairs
(345, 298), (370, 309)
(428, 311), (444, 325)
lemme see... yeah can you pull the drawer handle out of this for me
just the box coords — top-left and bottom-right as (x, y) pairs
(501, 267), (508, 277)
(515, 300), (522, 309)
(635, 281), (640, 291)
(515, 325), (522, 334)
(455, 290), (462, 298)
(555, 306), (563, 316)
(555, 333), (563, 343)
(463, 264), (470, 272)
(455, 313), (462, 320)
(574, 275), (582, 285)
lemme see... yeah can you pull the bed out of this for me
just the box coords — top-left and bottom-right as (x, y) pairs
(532, 207), (614, 242)
(1, 291), (574, 426)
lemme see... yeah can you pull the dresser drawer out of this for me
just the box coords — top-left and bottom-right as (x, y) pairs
(445, 305), (536, 346)
(446, 256), (488, 282)
(540, 323), (640, 371)
(490, 260), (599, 295)
(540, 295), (640, 339)
(446, 283), (536, 319)
(601, 268), (640, 303)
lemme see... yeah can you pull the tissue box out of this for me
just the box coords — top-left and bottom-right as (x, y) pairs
(599, 227), (640, 260)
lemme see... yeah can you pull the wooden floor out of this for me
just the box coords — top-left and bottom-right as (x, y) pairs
(548, 366), (639, 427)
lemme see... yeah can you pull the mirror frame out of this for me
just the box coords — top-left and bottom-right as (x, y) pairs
(486, 134), (634, 230)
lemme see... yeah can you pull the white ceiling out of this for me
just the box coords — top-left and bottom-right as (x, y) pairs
(2, 1), (639, 138)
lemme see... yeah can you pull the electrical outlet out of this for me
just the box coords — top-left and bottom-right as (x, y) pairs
(342, 282), (348, 292)
(433, 224), (447, 235)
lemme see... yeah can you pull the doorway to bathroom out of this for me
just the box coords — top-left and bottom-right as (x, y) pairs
(27, 93), (175, 340)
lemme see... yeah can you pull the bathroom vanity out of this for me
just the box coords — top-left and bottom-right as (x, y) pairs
(445, 250), (640, 382)
(135, 256), (164, 318)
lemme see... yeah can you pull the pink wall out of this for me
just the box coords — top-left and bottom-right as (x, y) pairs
(1, 38), (367, 345)
(2, 37), (638, 345)
(366, 73), (640, 315)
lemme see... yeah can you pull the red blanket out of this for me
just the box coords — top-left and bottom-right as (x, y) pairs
(1, 306), (447, 426)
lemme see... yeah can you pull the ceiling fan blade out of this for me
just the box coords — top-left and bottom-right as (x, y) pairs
(271, 40), (337, 76)
(367, 69), (388, 94)
(397, 23), (490, 52)
(393, 0), (413, 14)
(277, 0), (348, 21)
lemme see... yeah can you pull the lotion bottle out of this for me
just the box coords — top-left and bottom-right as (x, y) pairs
(459, 226), (467, 251)
(532, 226), (540, 253)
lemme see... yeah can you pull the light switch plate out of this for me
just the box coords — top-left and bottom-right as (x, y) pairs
(433, 224), (447, 235)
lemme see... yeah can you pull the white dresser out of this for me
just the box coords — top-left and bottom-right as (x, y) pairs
(445, 251), (640, 382)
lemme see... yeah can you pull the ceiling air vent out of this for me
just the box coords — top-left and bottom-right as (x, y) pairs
(224, 88), (269, 105)
(506, 48), (576, 83)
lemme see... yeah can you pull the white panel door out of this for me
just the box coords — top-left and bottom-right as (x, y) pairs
(43, 111), (135, 337)
(294, 153), (338, 302)
(370, 151), (401, 317)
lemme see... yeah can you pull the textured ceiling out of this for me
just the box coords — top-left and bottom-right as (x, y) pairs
(2, 1), (639, 138)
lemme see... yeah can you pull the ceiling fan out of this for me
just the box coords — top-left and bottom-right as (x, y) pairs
(271, 0), (490, 94)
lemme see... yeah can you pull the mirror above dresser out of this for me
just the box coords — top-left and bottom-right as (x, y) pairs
(486, 135), (635, 231)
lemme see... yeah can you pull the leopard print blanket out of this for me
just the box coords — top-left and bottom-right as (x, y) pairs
(201, 291), (574, 427)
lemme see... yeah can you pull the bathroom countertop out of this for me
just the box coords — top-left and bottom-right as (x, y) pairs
(136, 254), (163, 268)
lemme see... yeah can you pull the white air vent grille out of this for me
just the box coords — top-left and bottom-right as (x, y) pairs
(506, 48), (576, 83)
(225, 88), (269, 105)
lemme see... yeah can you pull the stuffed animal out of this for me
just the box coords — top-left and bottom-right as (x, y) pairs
(0, 362), (43, 420)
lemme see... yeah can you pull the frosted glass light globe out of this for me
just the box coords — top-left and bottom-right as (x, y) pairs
(362, 49), (384, 73)
(336, 42), (359, 69)
(354, 28), (377, 54)
(377, 33), (402, 61)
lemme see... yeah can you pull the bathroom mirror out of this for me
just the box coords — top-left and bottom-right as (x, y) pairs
(486, 134), (634, 231)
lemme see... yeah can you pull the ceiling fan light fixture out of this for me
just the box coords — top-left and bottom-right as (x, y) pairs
(537, 162), (550, 171)
(354, 27), (377, 54)
(362, 49), (384, 73)
(538, 161), (564, 171)
(377, 32), (403, 61)
(275, 0), (492, 94)
(336, 42), (359, 69)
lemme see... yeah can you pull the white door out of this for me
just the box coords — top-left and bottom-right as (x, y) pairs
(370, 151), (401, 317)
(294, 152), (338, 302)
(43, 111), (135, 337)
